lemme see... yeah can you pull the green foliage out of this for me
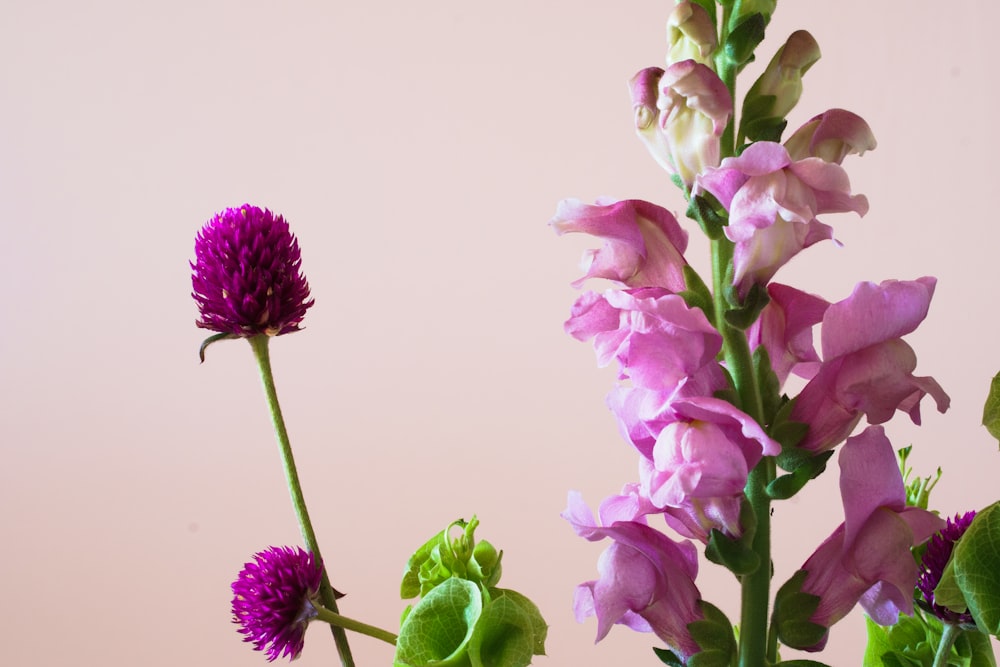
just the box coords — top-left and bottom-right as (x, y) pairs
(679, 265), (717, 327)
(773, 570), (827, 650)
(862, 611), (996, 667)
(723, 13), (766, 71)
(767, 450), (832, 500)
(752, 345), (782, 423)
(724, 282), (770, 330)
(687, 191), (729, 240)
(981, 371), (1000, 448)
(653, 647), (686, 667)
(687, 601), (738, 667)
(935, 502), (1000, 637)
(705, 527), (760, 575)
(396, 518), (547, 667)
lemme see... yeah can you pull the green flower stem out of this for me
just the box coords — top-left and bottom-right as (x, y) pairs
(249, 335), (356, 667)
(710, 237), (772, 667)
(932, 623), (961, 667)
(314, 607), (398, 646)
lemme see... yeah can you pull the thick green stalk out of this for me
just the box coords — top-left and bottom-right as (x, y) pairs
(711, 238), (772, 667)
(932, 623), (961, 667)
(314, 607), (398, 646)
(249, 335), (356, 667)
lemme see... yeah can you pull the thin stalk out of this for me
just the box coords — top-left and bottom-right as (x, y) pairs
(932, 623), (961, 667)
(249, 335), (356, 667)
(314, 607), (398, 646)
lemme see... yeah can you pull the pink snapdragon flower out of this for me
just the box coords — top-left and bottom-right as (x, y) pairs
(784, 109), (877, 164)
(695, 141), (869, 293)
(747, 283), (829, 388)
(550, 198), (689, 291)
(792, 277), (950, 452)
(631, 61), (732, 187)
(565, 288), (723, 393)
(563, 492), (703, 659)
(637, 397), (781, 539)
(783, 426), (945, 650)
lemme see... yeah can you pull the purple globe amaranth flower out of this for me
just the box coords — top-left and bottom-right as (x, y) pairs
(779, 426), (945, 651)
(784, 109), (877, 164)
(918, 511), (977, 624)
(694, 141), (869, 295)
(791, 277), (950, 452)
(192, 205), (314, 337)
(550, 198), (689, 292)
(563, 492), (704, 659)
(630, 60), (732, 187)
(565, 288), (724, 393)
(232, 546), (323, 662)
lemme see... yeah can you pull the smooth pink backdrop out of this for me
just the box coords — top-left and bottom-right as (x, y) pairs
(2, 1), (998, 665)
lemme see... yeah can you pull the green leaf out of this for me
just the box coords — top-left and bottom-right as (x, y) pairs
(767, 451), (833, 500)
(401, 527), (450, 599)
(773, 570), (827, 650)
(704, 528), (760, 575)
(723, 282), (770, 330)
(468, 593), (535, 667)
(742, 116), (788, 143)
(752, 345), (781, 423)
(937, 502), (1000, 636)
(686, 192), (729, 240)
(395, 578), (482, 667)
(653, 647), (685, 666)
(982, 371), (1000, 448)
(679, 265), (716, 327)
(723, 12), (766, 70)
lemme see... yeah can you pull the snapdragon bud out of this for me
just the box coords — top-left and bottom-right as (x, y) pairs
(741, 30), (821, 141)
(784, 109), (877, 164)
(666, 2), (717, 67)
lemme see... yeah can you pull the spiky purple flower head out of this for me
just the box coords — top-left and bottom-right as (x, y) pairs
(192, 205), (314, 337)
(232, 546), (323, 662)
(917, 510), (976, 624)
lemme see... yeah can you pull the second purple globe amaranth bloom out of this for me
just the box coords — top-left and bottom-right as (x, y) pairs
(192, 205), (314, 337)
(918, 511), (977, 625)
(232, 546), (324, 662)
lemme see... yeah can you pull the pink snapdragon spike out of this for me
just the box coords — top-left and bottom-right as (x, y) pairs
(565, 288), (723, 392)
(563, 493), (703, 659)
(695, 141), (869, 292)
(792, 427), (945, 650)
(747, 283), (830, 387)
(550, 198), (689, 291)
(784, 109), (877, 164)
(666, 2), (717, 67)
(792, 277), (950, 452)
(638, 397), (781, 539)
(631, 61), (732, 187)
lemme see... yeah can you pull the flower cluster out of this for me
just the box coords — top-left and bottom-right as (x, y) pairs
(231, 546), (323, 662)
(554, 2), (953, 661)
(192, 204), (314, 338)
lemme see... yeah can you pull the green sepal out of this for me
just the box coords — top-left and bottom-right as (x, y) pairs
(752, 345), (782, 423)
(742, 116), (788, 143)
(723, 12), (766, 70)
(653, 647), (685, 667)
(773, 570), (828, 650)
(198, 332), (237, 362)
(705, 528), (760, 575)
(724, 282), (770, 330)
(687, 601), (737, 667)
(469, 540), (503, 590)
(394, 577), (482, 667)
(767, 450), (833, 500)
(671, 172), (687, 193)
(728, 0), (775, 31)
(687, 191), (729, 240)
(935, 502), (1000, 637)
(679, 265), (717, 327)
(468, 590), (540, 667)
(982, 371), (1000, 449)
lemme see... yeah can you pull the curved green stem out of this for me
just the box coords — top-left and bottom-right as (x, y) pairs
(932, 623), (961, 667)
(249, 335), (356, 667)
(314, 607), (398, 646)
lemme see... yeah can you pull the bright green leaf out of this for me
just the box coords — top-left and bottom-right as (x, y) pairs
(940, 502), (1000, 636)
(982, 372), (1000, 447)
(468, 593), (535, 667)
(487, 588), (547, 656)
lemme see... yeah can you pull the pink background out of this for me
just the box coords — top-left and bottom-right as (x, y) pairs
(3, 1), (999, 665)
